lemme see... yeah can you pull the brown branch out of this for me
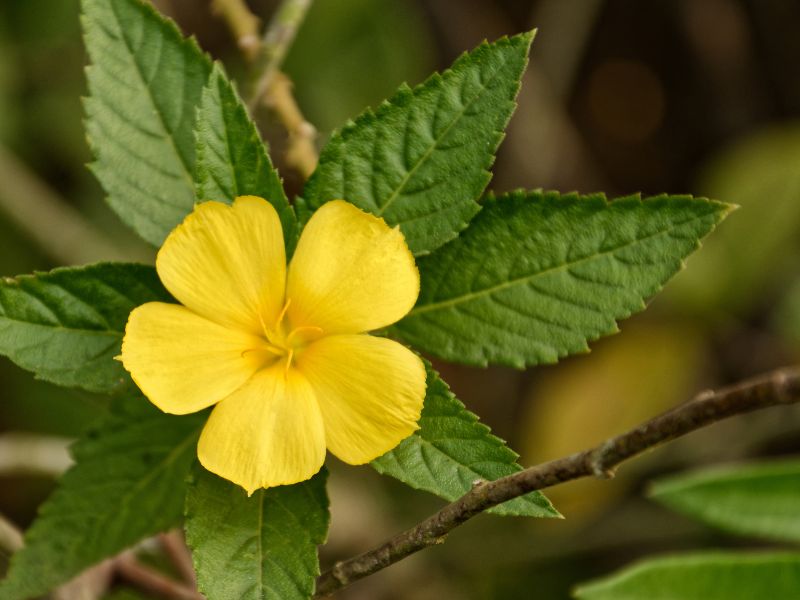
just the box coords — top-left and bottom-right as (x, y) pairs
(159, 530), (196, 585)
(116, 552), (203, 600)
(0, 513), (23, 554)
(248, 0), (314, 110)
(212, 0), (318, 179)
(262, 71), (318, 178)
(314, 366), (800, 597)
(210, 0), (261, 60)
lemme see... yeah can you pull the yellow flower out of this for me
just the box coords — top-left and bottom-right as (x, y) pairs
(120, 197), (426, 494)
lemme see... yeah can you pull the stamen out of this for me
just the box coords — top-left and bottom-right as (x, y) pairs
(275, 298), (292, 330)
(241, 345), (285, 359)
(286, 325), (324, 345)
(256, 311), (274, 343)
(284, 348), (295, 374)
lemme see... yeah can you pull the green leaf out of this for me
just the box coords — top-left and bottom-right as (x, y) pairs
(650, 459), (800, 543)
(83, 0), (212, 246)
(372, 363), (558, 517)
(0, 396), (203, 599)
(666, 125), (800, 316)
(574, 552), (800, 600)
(393, 190), (732, 368)
(195, 64), (297, 251)
(299, 31), (535, 256)
(185, 467), (330, 600)
(0, 263), (170, 393)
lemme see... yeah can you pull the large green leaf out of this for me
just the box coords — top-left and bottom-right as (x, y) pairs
(651, 459), (800, 543)
(195, 64), (297, 252)
(372, 364), (558, 517)
(393, 191), (731, 367)
(0, 263), (169, 393)
(574, 553), (800, 600)
(185, 467), (329, 600)
(83, 0), (212, 246)
(0, 396), (203, 599)
(299, 32), (535, 256)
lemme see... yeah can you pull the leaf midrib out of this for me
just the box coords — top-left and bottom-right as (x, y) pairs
(0, 315), (122, 338)
(408, 212), (710, 316)
(374, 47), (514, 217)
(112, 425), (200, 519)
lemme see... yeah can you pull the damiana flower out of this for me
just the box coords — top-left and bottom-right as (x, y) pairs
(120, 197), (426, 494)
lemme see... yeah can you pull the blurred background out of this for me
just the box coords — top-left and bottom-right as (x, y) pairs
(2, 0), (800, 598)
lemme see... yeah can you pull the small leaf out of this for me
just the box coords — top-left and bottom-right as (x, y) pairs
(574, 552), (800, 600)
(300, 31), (535, 255)
(393, 190), (732, 367)
(0, 396), (203, 599)
(650, 459), (800, 543)
(372, 363), (558, 517)
(195, 64), (297, 251)
(0, 263), (170, 393)
(83, 0), (213, 245)
(185, 467), (330, 600)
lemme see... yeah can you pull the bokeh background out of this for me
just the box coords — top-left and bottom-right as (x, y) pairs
(2, 0), (800, 598)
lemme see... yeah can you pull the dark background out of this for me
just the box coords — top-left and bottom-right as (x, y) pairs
(2, 1), (800, 598)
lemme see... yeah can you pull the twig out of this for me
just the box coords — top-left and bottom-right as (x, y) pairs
(248, 0), (314, 110)
(0, 145), (130, 265)
(159, 530), (196, 585)
(0, 513), (23, 554)
(210, 0), (261, 60)
(0, 433), (72, 477)
(52, 560), (115, 600)
(263, 71), (318, 178)
(314, 366), (800, 596)
(212, 0), (318, 178)
(116, 552), (203, 600)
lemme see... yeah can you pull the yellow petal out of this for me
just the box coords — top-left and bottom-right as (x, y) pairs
(156, 196), (286, 334)
(120, 302), (264, 415)
(295, 334), (426, 464)
(197, 366), (326, 493)
(286, 200), (419, 334)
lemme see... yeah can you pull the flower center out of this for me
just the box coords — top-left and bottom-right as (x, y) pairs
(246, 299), (322, 372)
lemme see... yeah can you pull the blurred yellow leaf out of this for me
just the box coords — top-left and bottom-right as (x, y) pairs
(518, 320), (705, 521)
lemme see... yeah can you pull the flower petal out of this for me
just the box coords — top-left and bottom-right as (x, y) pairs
(121, 302), (264, 415)
(287, 200), (419, 334)
(156, 196), (286, 334)
(295, 334), (426, 464)
(197, 366), (326, 493)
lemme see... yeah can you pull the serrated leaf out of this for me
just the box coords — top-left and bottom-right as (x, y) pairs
(0, 396), (204, 599)
(393, 190), (732, 367)
(651, 459), (800, 543)
(299, 31), (535, 256)
(372, 363), (558, 517)
(83, 0), (212, 246)
(0, 263), (170, 393)
(195, 64), (297, 252)
(574, 552), (800, 600)
(185, 467), (329, 600)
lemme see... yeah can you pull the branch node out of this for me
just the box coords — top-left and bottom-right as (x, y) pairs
(695, 389), (716, 402)
(331, 561), (350, 586)
(588, 440), (617, 479)
(471, 478), (487, 488)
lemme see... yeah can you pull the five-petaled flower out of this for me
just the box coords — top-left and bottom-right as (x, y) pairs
(120, 197), (426, 494)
